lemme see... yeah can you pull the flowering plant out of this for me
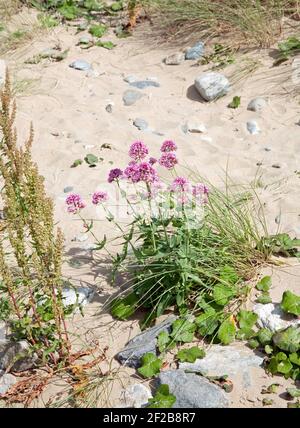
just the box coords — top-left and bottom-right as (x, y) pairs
(66, 140), (269, 330)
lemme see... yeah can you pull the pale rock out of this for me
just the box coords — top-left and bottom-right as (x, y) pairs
(194, 72), (230, 101)
(253, 303), (300, 332)
(164, 52), (185, 65)
(0, 372), (17, 395)
(121, 384), (152, 408)
(186, 121), (207, 133)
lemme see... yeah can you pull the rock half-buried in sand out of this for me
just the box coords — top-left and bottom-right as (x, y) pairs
(194, 72), (230, 101)
(116, 316), (177, 368)
(158, 370), (229, 408)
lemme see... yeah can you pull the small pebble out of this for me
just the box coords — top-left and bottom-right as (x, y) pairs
(185, 41), (205, 60)
(129, 80), (160, 90)
(69, 60), (92, 71)
(123, 90), (144, 106)
(186, 121), (206, 133)
(247, 97), (267, 112)
(164, 52), (185, 65)
(64, 186), (74, 193)
(133, 118), (148, 131)
(123, 75), (137, 84)
(272, 164), (281, 169)
(247, 120), (260, 135)
(105, 103), (113, 113)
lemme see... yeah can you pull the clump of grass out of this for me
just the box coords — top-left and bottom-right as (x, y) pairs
(137, 0), (297, 48)
(0, 71), (72, 366)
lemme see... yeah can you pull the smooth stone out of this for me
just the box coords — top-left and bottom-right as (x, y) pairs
(186, 121), (206, 133)
(133, 118), (148, 131)
(63, 186), (74, 193)
(62, 286), (94, 307)
(105, 103), (113, 113)
(79, 35), (93, 44)
(247, 120), (260, 135)
(122, 384), (152, 408)
(253, 303), (300, 332)
(116, 316), (177, 368)
(0, 340), (38, 372)
(179, 344), (264, 378)
(123, 90), (144, 106)
(123, 75), (137, 84)
(69, 60), (92, 71)
(129, 80), (160, 90)
(185, 42), (205, 60)
(165, 52), (185, 65)
(0, 373), (17, 395)
(158, 370), (229, 408)
(194, 72), (230, 101)
(247, 97), (267, 112)
(0, 59), (6, 86)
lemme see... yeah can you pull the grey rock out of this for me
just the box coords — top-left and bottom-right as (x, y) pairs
(116, 316), (177, 368)
(129, 80), (160, 90)
(247, 97), (267, 112)
(121, 384), (152, 408)
(79, 35), (93, 45)
(133, 118), (148, 131)
(253, 303), (300, 332)
(0, 372), (17, 395)
(165, 52), (185, 65)
(0, 340), (38, 372)
(158, 370), (229, 408)
(194, 72), (230, 101)
(63, 186), (74, 193)
(123, 90), (144, 106)
(0, 59), (6, 86)
(185, 42), (205, 60)
(179, 344), (264, 378)
(62, 286), (94, 307)
(247, 120), (260, 135)
(69, 60), (92, 71)
(124, 75), (137, 84)
(105, 103), (113, 113)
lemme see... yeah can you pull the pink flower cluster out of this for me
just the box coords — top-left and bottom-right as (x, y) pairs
(159, 140), (178, 170)
(92, 191), (108, 205)
(65, 193), (86, 213)
(129, 141), (149, 161)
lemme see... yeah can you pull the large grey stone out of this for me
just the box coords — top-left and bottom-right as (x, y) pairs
(123, 90), (144, 106)
(158, 370), (229, 408)
(0, 340), (37, 372)
(69, 60), (92, 71)
(116, 316), (177, 368)
(185, 42), (205, 60)
(194, 72), (230, 101)
(247, 97), (267, 112)
(0, 372), (17, 395)
(164, 52), (185, 65)
(253, 303), (300, 332)
(179, 344), (264, 378)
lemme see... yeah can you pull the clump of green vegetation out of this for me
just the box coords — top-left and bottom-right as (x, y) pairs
(0, 71), (73, 366)
(274, 36), (300, 65)
(201, 44), (236, 69)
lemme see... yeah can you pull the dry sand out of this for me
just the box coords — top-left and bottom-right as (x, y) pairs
(1, 13), (300, 408)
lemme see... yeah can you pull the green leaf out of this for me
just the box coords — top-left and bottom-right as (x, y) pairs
(262, 398), (273, 406)
(277, 359), (293, 374)
(58, 4), (79, 20)
(281, 290), (300, 316)
(138, 352), (163, 378)
(196, 310), (219, 336)
(256, 276), (271, 292)
(95, 41), (116, 50)
(220, 265), (239, 284)
(176, 346), (206, 363)
(248, 338), (259, 349)
(84, 153), (98, 165)
(89, 24), (107, 38)
(287, 388), (300, 398)
(264, 344), (273, 354)
(236, 327), (255, 340)
(170, 319), (196, 343)
(261, 383), (279, 394)
(228, 96), (241, 109)
(110, 293), (138, 320)
(257, 328), (273, 345)
(237, 310), (258, 330)
(71, 159), (83, 168)
(213, 283), (236, 306)
(111, 2), (123, 12)
(256, 293), (272, 304)
(218, 317), (236, 345)
(289, 352), (300, 366)
(157, 331), (173, 353)
(147, 384), (176, 408)
(272, 326), (300, 353)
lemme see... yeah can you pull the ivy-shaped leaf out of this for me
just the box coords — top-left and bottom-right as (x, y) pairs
(280, 290), (300, 316)
(256, 276), (271, 292)
(170, 319), (196, 343)
(256, 293), (272, 304)
(257, 328), (273, 345)
(137, 352), (163, 378)
(84, 153), (98, 166)
(237, 310), (258, 330)
(147, 384), (176, 408)
(213, 283), (236, 306)
(228, 96), (241, 109)
(272, 326), (300, 353)
(110, 293), (138, 320)
(176, 346), (206, 363)
(196, 310), (219, 336)
(89, 24), (107, 38)
(157, 331), (174, 353)
(218, 317), (236, 345)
